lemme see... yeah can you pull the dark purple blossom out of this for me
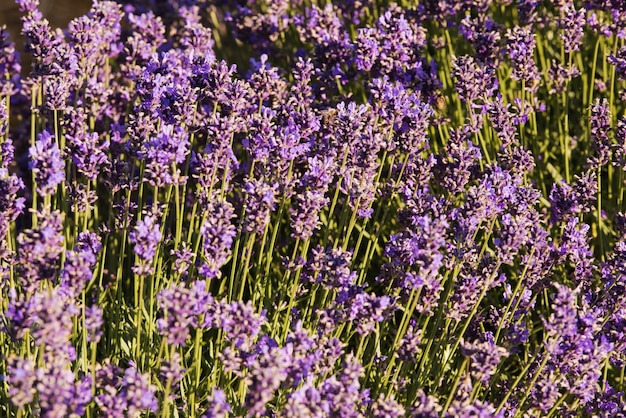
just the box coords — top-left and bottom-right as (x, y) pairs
(506, 26), (540, 93)
(588, 98), (612, 169)
(177, 6), (215, 59)
(19, 3), (68, 76)
(559, 4), (586, 53)
(549, 172), (598, 224)
(397, 320), (421, 362)
(382, 214), (448, 313)
(28, 287), (80, 355)
(608, 45), (626, 80)
(459, 15), (502, 66)
(318, 355), (367, 418)
(409, 389), (442, 417)
(434, 126), (481, 195)
(557, 217), (595, 285)
(171, 242), (194, 276)
(354, 9), (427, 81)
(347, 290), (396, 335)
(0, 143), (26, 250)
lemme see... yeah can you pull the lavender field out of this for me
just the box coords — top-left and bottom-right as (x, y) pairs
(1, 0), (626, 416)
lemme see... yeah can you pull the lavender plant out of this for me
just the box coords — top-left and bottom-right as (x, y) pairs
(1, 0), (626, 416)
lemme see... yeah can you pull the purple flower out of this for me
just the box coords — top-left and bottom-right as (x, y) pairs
(549, 172), (597, 224)
(608, 45), (626, 80)
(198, 199), (236, 279)
(121, 363), (158, 415)
(28, 287), (80, 355)
(547, 61), (581, 94)
(95, 361), (158, 417)
(383, 214), (448, 313)
(559, 4), (586, 53)
(486, 96), (523, 149)
(371, 393), (406, 418)
(16, 209), (65, 289)
(171, 242), (194, 276)
(452, 55), (497, 103)
(612, 116), (626, 169)
(282, 379), (327, 417)
(85, 305), (104, 343)
(461, 333), (508, 384)
(0, 143), (26, 246)
(347, 291), (396, 335)
(434, 126), (481, 195)
(557, 217), (595, 285)
(506, 26), (540, 93)
(217, 300), (266, 351)
(459, 15), (502, 66)
(354, 9), (426, 81)
(242, 178), (278, 234)
(543, 284), (580, 352)
(319, 354), (367, 418)
(129, 214), (162, 275)
(159, 352), (185, 395)
(588, 98), (612, 169)
(66, 130), (109, 181)
(244, 343), (291, 415)
(6, 356), (37, 409)
(19, 4), (67, 76)
(294, 4), (354, 91)
(143, 124), (190, 187)
(203, 389), (232, 418)
(409, 389), (442, 417)
(178, 6), (215, 59)
(397, 320), (421, 362)
(493, 210), (540, 265)
(369, 77), (433, 154)
(290, 156), (335, 239)
(0, 26), (21, 96)
(301, 246), (356, 289)
(29, 130), (65, 196)
(60, 232), (100, 295)
(157, 280), (214, 345)
(35, 364), (93, 417)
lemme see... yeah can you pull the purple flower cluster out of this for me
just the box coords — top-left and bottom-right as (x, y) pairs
(2, 0), (626, 416)
(29, 130), (65, 196)
(129, 214), (162, 275)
